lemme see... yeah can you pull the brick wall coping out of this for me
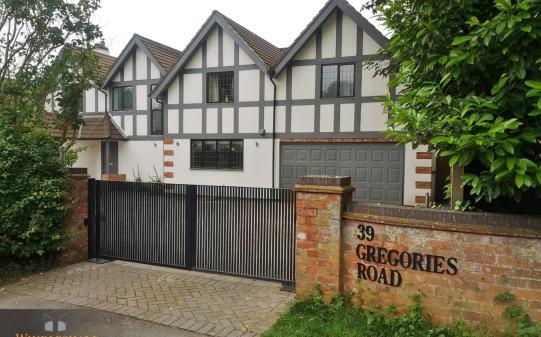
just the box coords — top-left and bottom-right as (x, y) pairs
(295, 175), (355, 194)
(69, 173), (89, 180)
(346, 202), (541, 239)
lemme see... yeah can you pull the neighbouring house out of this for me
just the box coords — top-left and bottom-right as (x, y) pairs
(56, 0), (436, 206)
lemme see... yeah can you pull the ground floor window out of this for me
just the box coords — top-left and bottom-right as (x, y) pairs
(190, 139), (243, 170)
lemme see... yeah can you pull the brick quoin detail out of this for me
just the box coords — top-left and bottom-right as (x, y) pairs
(164, 139), (174, 145)
(163, 150), (174, 156)
(416, 152), (433, 159)
(415, 166), (432, 174)
(164, 172), (174, 179)
(415, 195), (426, 204)
(164, 161), (174, 167)
(415, 181), (432, 189)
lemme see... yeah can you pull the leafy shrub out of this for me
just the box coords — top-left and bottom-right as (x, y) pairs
(0, 126), (72, 258)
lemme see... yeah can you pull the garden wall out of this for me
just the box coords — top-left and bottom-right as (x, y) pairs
(295, 175), (541, 332)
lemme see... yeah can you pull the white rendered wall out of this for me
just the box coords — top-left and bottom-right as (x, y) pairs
(168, 109), (179, 134)
(150, 62), (160, 79)
(222, 108), (234, 133)
(168, 77), (180, 104)
(136, 48), (147, 80)
(362, 61), (389, 96)
(136, 85), (147, 110)
(291, 105), (315, 132)
(170, 138), (273, 188)
(238, 48), (253, 65)
(186, 47), (203, 69)
(206, 28), (219, 68)
(238, 107), (259, 133)
(360, 102), (387, 131)
(73, 141), (101, 178)
(183, 109), (202, 133)
(363, 31), (380, 55)
(295, 36), (316, 60)
(123, 55), (133, 81)
(97, 89), (107, 112)
(85, 88), (95, 113)
(223, 32), (235, 66)
(118, 141), (163, 182)
(263, 106), (286, 133)
(183, 74), (202, 104)
(320, 104), (334, 132)
(321, 12), (337, 59)
(291, 66), (315, 100)
(238, 70), (260, 102)
(136, 115), (147, 136)
(207, 108), (218, 133)
(341, 14), (357, 57)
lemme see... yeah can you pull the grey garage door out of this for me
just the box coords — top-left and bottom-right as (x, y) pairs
(280, 143), (404, 204)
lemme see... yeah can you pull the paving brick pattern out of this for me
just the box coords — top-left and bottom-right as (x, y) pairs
(6, 261), (294, 336)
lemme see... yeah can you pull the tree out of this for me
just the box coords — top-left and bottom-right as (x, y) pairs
(0, 0), (101, 259)
(367, 0), (541, 211)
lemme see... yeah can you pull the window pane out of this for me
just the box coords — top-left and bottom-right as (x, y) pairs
(321, 65), (338, 98)
(203, 140), (217, 168)
(339, 64), (355, 97)
(113, 87), (122, 111)
(230, 140), (243, 169)
(207, 73), (219, 103)
(191, 140), (203, 168)
(207, 72), (234, 103)
(216, 141), (230, 169)
(123, 87), (133, 110)
(151, 110), (163, 135)
(220, 72), (234, 103)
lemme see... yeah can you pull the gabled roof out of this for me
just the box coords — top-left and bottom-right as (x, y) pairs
(137, 34), (182, 72)
(220, 13), (284, 69)
(102, 34), (182, 87)
(152, 10), (283, 98)
(94, 51), (117, 81)
(273, 0), (388, 75)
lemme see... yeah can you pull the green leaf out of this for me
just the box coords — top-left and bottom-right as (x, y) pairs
(525, 81), (541, 89)
(506, 158), (515, 170)
(452, 36), (472, 45)
(491, 158), (505, 172)
(492, 76), (509, 95)
(502, 142), (514, 154)
(515, 175), (525, 188)
(520, 25), (532, 33)
(536, 171), (541, 184)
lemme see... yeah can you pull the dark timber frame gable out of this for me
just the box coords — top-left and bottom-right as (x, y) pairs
(273, 0), (388, 76)
(151, 11), (274, 99)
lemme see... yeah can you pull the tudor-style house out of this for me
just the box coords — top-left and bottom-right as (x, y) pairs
(64, 0), (435, 206)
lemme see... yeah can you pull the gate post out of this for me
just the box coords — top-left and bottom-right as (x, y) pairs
(294, 176), (354, 301)
(87, 178), (96, 259)
(185, 185), (197, 269)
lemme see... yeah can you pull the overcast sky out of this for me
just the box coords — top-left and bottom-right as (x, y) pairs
(92, 0), (383, 56)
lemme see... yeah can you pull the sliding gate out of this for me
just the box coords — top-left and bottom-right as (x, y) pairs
(88, 180), (296, 283)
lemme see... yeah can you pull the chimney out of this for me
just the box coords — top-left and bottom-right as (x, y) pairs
(93, 39), (110, 55)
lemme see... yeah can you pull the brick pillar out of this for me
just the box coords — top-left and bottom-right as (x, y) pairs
(58, 173), (89, 265)
(294, 175), (354, 300)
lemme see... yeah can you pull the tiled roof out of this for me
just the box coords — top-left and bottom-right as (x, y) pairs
(217, 11), (284, 69)
(136, 34), (182, 72)
(46, 113), (126, 141)
(94, 52), (117, 81)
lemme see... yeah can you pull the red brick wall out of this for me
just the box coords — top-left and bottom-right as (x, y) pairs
(341, 216), (541, 329)
(295, 176), (541, 333)
(101, 174), (126, 181)
(57, 174), (89, 265)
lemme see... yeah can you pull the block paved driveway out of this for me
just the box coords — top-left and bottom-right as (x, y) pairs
(4, 260), (294, 336)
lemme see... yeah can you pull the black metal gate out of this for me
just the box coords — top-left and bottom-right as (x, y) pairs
(88, 179), (296, 283)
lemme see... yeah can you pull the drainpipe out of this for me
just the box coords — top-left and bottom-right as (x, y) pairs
(267, 69), (277, 189)
(97, 85), (111, 175)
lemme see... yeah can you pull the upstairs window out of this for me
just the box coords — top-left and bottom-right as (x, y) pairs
(321, 64), (355, 98)
(150, 84), (163, 135)
(207, 71), (234, 103)
(112, 86), (133, 111)
(191, 139), (243, 170)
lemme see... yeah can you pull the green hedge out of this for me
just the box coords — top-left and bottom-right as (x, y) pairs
(0, 127), (71, 258)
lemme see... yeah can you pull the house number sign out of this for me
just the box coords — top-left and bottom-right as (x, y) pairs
(356, 224), (458, 287)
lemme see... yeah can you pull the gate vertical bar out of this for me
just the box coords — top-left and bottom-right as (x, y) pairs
(185, 185), (197, 269)
(87, 178), (96, 259)
(95, 180), (102, 258)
